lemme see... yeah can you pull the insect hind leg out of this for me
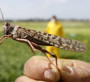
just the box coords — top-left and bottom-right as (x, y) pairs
(31, 42), (58, 67)
(51, 53), (57, 66)
(15, 38), (36, 55)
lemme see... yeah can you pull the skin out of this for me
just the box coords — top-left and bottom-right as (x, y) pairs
(15, 56), (90, 82)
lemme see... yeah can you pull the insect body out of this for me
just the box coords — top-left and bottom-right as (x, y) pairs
(0, 22), (87, 66)
(0, 22), (87, 64)
(1, 22), (87, 52)
(0, 9), (87, 66)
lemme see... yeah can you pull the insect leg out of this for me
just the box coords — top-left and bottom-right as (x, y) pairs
(0, 38), (6, 45)
(0, 35), (11, 40)
(0, 35), (12, 45)
(31, 42), (58, 66)
(15, 38), (57, 66)
(0, 36), (4, 40)
(15, 38), (36, 55)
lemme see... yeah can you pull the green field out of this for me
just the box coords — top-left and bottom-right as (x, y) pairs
(0, 21), (90, 81)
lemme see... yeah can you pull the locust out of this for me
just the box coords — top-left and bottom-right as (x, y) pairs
(0, 9), (87, 66)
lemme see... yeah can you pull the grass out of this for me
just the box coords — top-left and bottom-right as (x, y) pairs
(0, 21), (90, 82)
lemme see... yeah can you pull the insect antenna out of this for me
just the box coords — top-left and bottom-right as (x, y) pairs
(0, 8), (5, 23)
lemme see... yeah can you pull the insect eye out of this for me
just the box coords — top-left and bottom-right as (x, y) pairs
(5, 22), (10, 26)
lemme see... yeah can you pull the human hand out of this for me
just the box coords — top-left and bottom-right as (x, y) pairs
(15, 56), (90, 82)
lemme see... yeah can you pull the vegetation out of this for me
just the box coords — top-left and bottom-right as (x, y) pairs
(0, 21), (90, 82)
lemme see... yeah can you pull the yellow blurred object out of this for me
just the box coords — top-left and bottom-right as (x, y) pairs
(46, 46), (60, 58)
(45, 19), (64, 58)
(45, 21), (64, 36)
(83, 39), (88, 44)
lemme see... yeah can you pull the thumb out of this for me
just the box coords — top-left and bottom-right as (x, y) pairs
(24, 56), (60, 82)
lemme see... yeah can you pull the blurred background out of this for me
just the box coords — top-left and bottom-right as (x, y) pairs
(0, 0), (90, 81)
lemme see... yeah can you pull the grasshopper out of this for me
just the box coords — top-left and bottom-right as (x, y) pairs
(0, 9), (87, 66)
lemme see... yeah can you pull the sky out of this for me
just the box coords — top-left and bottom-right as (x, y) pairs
(0, 0), (90, 20)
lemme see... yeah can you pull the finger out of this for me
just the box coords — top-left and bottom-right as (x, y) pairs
(24, 56), (60, 82)
(57, 59), (90, 82)
(15, 76), (46, 82)
(24, 56), (90, 82)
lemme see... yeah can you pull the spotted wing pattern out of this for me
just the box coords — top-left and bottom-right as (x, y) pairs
(18, 27), (87, 52)
(33, 31), (87, 52)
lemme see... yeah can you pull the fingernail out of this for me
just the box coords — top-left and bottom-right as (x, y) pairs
(44, 64), (60, 81)
(44, 69), (55, 81)
(63, 66), (73, 74)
